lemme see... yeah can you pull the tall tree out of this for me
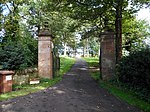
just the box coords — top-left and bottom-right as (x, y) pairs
(115, 0), (123, 63)
(62, 0), (149, 61)
(122, 17), (150, 51)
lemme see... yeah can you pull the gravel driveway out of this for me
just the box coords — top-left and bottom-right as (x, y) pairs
(0, 59), (142, 112)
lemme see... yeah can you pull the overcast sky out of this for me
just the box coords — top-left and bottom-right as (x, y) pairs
(2, 3), (150, 22)
(137, 8), (150, 24)
(137, 8), (150, 45)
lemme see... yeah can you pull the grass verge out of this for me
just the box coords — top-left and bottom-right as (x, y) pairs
(100, 81), (150, 112)
(0, 65), (2, 69)
(83, 57), (150, 112)
(0, 56), (75, 101)
(83, 57), (99, 67)
(83, 57), (100, 81)
(59, 56), (75, 75)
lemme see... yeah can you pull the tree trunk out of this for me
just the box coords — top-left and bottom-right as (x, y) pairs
(64, 42), (67, 56)
(86, 39), (89, 57)
(83, 45), (85, 57)
(115, 0), (123, 64)
(83, 40), (86, 57)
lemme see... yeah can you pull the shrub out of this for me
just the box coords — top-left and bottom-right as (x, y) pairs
(0, 38), (38, 70)
(117, 48), (150, 101)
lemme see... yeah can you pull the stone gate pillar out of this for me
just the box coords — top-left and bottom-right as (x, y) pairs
(100, 30), (116, 80)
(38, 26), (53, 79)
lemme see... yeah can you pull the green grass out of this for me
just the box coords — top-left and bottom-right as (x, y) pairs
(91, 71), (100, 81)
(83, 57), (99, 67)
(84, 57), (150, 112)
(0, 56), (75, 101)
(0, 65), (2, 69)
(100, 81), (150, 112)
(59, 56), (75, 75)
(83, 57), (101, 81)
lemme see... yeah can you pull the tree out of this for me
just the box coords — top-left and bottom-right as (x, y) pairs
(62, 0), (150, 61)
(114, 0), (150, 62)
(1, 0), (149, 69)
(122, 17), (150, 52)
(115, 0), (123, 63)
(0, 4), (2, 30)
(0, 0), (38, 70)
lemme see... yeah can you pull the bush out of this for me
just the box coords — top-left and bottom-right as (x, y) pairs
(0, 38), (38, 70)
(117, 48), (150, 101)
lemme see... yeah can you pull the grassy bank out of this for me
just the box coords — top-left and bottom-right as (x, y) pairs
(0, 56), (75, 101)
(100, 81), (150, 112)
(59, 56), (75, 75)
(83, 57), (99, 67)
(0, 65), (2, 69)
(83, 57), (100, 81)
(83, 57), (150, 112)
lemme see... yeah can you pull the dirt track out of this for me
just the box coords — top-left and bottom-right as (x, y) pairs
(0, 59), (142, 112)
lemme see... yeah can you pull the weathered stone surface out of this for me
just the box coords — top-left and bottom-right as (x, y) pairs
(100, 31), (116, 80)
(12, 68), (38, 85)
(0, 71), (14, 93)
(38, 33), (53, 79)
(13, 74), (29, 85)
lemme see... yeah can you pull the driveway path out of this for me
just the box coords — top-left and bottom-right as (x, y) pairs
(0, 59), (142, 112)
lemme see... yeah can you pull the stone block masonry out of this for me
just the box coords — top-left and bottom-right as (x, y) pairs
(38, 29), (53, 79)
(0, 71), (14, 93)
(100, 30), (116, 80)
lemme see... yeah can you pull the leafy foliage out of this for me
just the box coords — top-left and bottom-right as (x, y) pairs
(117, 47), (150, 102)
(0, 43), (25, 70)
(122, 17), (150, 51)
(0, 0), (149, 71)
(0, 38), (37, 70)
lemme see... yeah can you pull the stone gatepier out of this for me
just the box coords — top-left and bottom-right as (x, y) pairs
(100, 30), (116, 80)
(38, 28), (53, 79)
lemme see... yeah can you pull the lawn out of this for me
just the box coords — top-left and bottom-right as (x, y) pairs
(83, 57), (150, 112)
(83, 57), (101, 81)
(0, 56), (75, 101)
(0, 65), (2, 69)
(83, 57), (99, 67)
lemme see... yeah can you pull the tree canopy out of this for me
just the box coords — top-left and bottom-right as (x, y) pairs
(0, 0), (149, 69)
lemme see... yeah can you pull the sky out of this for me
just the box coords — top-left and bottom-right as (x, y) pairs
(137, 8), (150, 45)
(2, 3), (150, 23)
(136, 8), (150, 24)
(0, 4), (150, 45)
